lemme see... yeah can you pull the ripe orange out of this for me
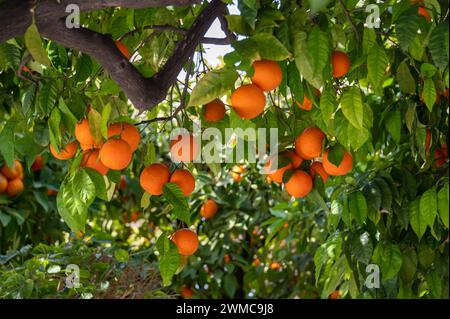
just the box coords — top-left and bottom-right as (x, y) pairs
(82, 150), (109, 176)
(171, 229), (199, 256)
(310, 161), (329, 182)
(115, 40), (131, 59)
(224, 254), (231, 264)
(31, 155), (44, 171)
(253, 258), (260, 267)
(418, 7), (431, 21)
(170, 133), (199, 162)
(119, 175), (127, 191)
(269, 262), (281, 270)
(140, 163), (170, 195)
(169, 169), (196, 196)
(6, 178), (24, 197)
(295, 96), (313, 111)
(204, 99), (226, 122)
(231, 165), (246, 182)
(329, 290), (341, 299)
(284, 170), (313, 198)
(180, 286), (194, 298)
(284, 151), (303, 168)
(1, 160), (23, 179)
(332, 51), (351, 78)
(435, 145), (448, 167)
(231, 84), (266, 119)
(264, 155), (293, 184)
(107, 122), (141, 152)
(295, 127), (325, 160)
(200, 199), (219, 219)
(251, 60), (283, 91)
(322, 149), (353, 176)
(47, 188), (58, 196)
(50, 141), (78, 160)
(0, 173), (8, 193)
(99, 138), (132, 170)
(75, 118), (96, 146)
(123, 211), (141, 223)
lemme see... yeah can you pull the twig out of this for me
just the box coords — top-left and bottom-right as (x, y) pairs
(338, 0), (360, 43)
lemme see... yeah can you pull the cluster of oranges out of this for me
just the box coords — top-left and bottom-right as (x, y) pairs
(50, 113), (141, 177)
(0, 160), (25, 197)
(264, 127), (353, 198)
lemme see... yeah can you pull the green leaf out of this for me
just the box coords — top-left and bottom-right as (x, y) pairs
(320, 85), (336, 121)
(101, 103), (112, 139)
(419, 187), (437, 229)
(437, 183), (449, 228)
(340, 86), (364, 129)
(163, 183), (191, 225)
(141, 192), (151, 209)
(225, 15), (252, 36)
(57, 171), (96, 232)
(87, 109), (103, 145)
(396, 7), (419, 51)
(409, 198), (426, 240)
(399, 247), (417, 283)
(293, 31), (323, 88)
(156, 234), (180, 286)
(287, 62), (303, 102)
(396, 60), (416, 94)
(114, 249), (129, 262)
(348, 191), (368, 225)
(363, 28), (376, 55)
(252, 33), (291, 61)
(367, 44), (389, 95)
(422, 78), (436, 112)
(223, 274), (238, 298)
(348, 231), (373, 264)
(420, 63), (437, 78)
(144, 142), (156, 166)
(0, 43), (21, 70)
(372, 242), (403, 282)
(38, 82), (57, 117)
(327, 144), (344, 167)
(84, 168), (108, 201)
(384, 107), (401, 143)
(307, 26), (330, 74)
(58, 98), (77, 134)
(188, 67), (238, 106)
(48, 107), (62, 151)
(24, 23), (51, 67)
(0, 125), (15, 167)
(428, 23), (449, 69)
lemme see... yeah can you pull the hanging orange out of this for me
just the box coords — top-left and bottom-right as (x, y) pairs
(332, 51), (351, 78)
(200, 199), (219, 219)
(99, 138), (133, 170)
(204, 99), (226, 122)
(322, 149), (353, 176)
(169, 169), (196, 196)
(251, 60), (282, 91)
(231, 84), (266, 119)
(171, 229), (199, 256)
(140, 163), (170, 195)
(284, 170), (313, 198)
(295, 127), (325, 160)
(82, 150), (109, 176)
(107, 122), (141, 152)
(50, 141), (78, 160)
(170, 133), (199, 162)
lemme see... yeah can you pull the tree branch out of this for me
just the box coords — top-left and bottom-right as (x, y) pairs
(337, 0), (361, 43)
(0, 0), (227, 111)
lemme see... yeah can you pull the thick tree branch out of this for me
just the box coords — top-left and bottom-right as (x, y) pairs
(0, 0), (227, 111)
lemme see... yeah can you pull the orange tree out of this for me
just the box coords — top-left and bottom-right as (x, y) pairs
(0, 0), (448, 298)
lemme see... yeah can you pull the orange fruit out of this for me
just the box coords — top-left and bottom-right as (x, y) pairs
(170, 133), (199, 162)
(50, 141), (78, 160)
(200, 199), (219, 219)
(75, 118), (96, 146)
(47, 188), (58, 196)
(418, 7), (431, 21)
(310, 161), (328, 182)
(329, 291), (341, 299)
(99, 138), (132, 170)
(295, 127), (325, 160)
(115, 40), (131, 59)
(269, 262), (281, 270)
(6, 178), (24, 197)
(251, 60), (282, 91)
(435, 145), (448, 167)
(171, 229), (199, 256)
(1, 160), (23, 179)
(169, 169), (195, 196)
(180, 286), (194, 298)
(231, 165), (246, 182)
(204, 99), (226, 122)
(284, 151), (303, 168)
(332, 51), (351, 78)
(284, 170), (313, 198)
(322, 149), (353, 176)
(82, 150), (109, 176)
(119, 175), (127, 191)
(295, 96), (313, 111)
(253, 258), (260, 267)
(0, 173), (8, 193)
(107, 122), (141, 152)
(140, 163), (170, 195)
(231, 84), (266, 119)
(123, 211), (141, 223)
(31, 155), (44, 171)
(264, 155), (293, 184)
(224, 254), (231, 264)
